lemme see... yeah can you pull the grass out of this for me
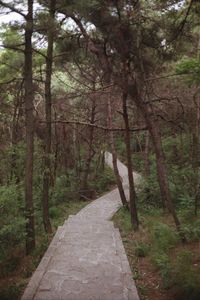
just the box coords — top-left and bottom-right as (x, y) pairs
(113, 207), (200, 300)
(0, 165), (116, 300)
(0, 199), (90, 300)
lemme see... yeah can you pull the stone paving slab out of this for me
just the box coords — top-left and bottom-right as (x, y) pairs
(21, 153), (140, 300)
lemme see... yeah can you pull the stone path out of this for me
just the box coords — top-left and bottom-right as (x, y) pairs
(22, 152), (140, 300)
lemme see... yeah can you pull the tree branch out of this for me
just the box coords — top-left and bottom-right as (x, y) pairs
(40, 120), (147, 132)
(0, 0), (26, 18)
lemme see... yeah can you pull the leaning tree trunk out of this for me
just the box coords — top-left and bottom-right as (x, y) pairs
(122, 92), (139, 229)
(24, 0), (35, 254)
(42, 0), (56, 234)
(107, 96), (129, 208)
(130, 85), (185, 241)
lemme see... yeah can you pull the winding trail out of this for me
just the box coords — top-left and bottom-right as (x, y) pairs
(22, 152), (140, 300)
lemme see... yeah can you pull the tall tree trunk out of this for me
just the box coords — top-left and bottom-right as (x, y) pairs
(53, 111), (59, 183)
(122, 92), (139, 229)
(193, 35), (200, 215)
(143, 131), (150, 177)
(130, 86), (185, 241)
(24, 0), (35, 254)
(107, 96), (129, 208)
(81, 98), (96, 191)
(10, 95), (20, 182)
(192, 93), (200, 215)
(42, 0), (55, 234)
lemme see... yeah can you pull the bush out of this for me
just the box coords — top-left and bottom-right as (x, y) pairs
(173, 250), (200, 300)
(134, 242), (150, 257)
(137, 159), (162, 208)
(49, 206), (60, 219)
(91, 167), (115, 193)
(181, 220), (200, 242)
(0, 283), (22, 300)
(152, 223), (179, 252)
(152, 252), (172, 288)
(0, 184), (26, 263)
(51, 173), (79, 204)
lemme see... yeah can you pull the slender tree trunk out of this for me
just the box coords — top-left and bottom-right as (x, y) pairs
(122, 92), (139, 229)
(193, 94), (200, 215)
(24, 0), (35, 254)
(53, 112), (59, 183)
(107, 96), (129, 208)
(130, 86), (185, 241)
(143, 131), (150, 177)
(81, 98), (96, 191)
(42, 0), (55, 234)
(148, 116), (185, 241)
(193, 31), (200, 214)
(10, 96), (20, 182)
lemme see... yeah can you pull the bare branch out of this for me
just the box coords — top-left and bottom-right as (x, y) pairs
(40, 120), (147, 132)
(0, 0), (26, 18)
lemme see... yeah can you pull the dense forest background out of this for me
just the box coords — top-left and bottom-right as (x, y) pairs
(0, 0), (200, 299)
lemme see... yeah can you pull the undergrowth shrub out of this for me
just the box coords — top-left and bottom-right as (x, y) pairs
(173, 250), (200, 300)
(152, 252), (172, 288)
(51, 173), (78, 204)
(0, 283), (23, 300)
(152, 223), (179, 252)
(138, 174), (162, 209)
(134, 242), (150, 257)
(181, 220), (200, 242)
(0, 184), (25, 264)
(49, 206), (61, 219)
(91, 167), (115, 193)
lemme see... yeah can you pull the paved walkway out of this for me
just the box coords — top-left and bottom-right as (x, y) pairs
(22, 152), (140, 300)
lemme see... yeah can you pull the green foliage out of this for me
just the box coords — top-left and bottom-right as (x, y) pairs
(114, 135), (126, 161)
(49, 206), (61, 219)
(0, 26), (24, 84)
(51, 175), (70, 204)
(138, 167), (162, 209)
(152, 252), (172, 288)
(173, 250), (200, 300)
(134, 242), (150, 257)
(181, 220), (200, 242)
(152, 223), (179, 252)
(0, 282), (23, 300)
(176, 57), (200, 85)
(137, 134), (200, 210)
(51, 172), (79, 204)
(113, 206), (132, 234)
(52, 71), (77, 95)
(91, 167), (115, 193)
(0, 184), (25, 262)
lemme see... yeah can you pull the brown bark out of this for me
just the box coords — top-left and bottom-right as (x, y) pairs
(24, 0), (35, 254)
(53, 111), (59, 183)
(10, 94), (21, 182)
(42, 0), (56, 234)
(129, 85), (185, 241)
(192, 93), (200, 215)
(107, 96), (129, 208)
(143, 131), (150, 177)
(122, 92), (139, 229)
(81, 98), (96, 191)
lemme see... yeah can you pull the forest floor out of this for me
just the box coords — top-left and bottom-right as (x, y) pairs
(0, 200), (91, 300)
(113, 208), (200, 300)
